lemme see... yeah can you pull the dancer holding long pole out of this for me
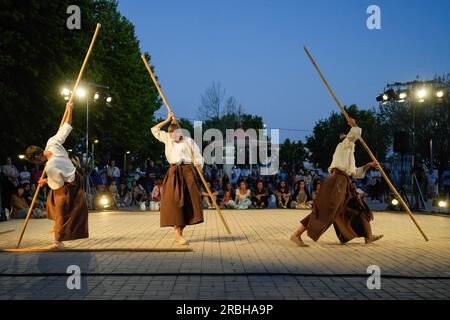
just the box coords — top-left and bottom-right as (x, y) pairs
(302, 46), (428, 242)
(141, 55), (232, 237)
(16, 23), (102, 248)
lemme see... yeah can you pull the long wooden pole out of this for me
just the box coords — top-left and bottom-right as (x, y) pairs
(16, 23), (102, 248)
(141, 55), (232, 235)
(303, 46), (428, 241)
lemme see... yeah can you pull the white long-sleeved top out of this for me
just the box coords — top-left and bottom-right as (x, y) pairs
(45, 123), (76, 190)
(151, 126), (204, 168)
(328, 126), (366, 179)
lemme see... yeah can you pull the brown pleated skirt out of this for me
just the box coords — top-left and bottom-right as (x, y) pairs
(47, 172), (89, 242)
(160, 164), (204, 227)
(301, 170), (374, 243)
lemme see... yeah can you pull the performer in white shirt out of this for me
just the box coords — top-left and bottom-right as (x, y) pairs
(24, 102), (89, 249)
(151, 111), (204, 245)
(290, 118), (383, 246)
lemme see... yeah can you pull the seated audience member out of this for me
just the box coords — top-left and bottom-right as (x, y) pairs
(220, 190), (237, 209)
(236, 181), (252, 209)
(290, 180), (312, 209)
(23, 183), (33, 205)
(10, 186), (45, 219)
(275, 180), (291, 208)
(201, 182), (218, 209)
(130, 179), (146, 206)
(109, 180), (119, 206)
(311, 179), (321, 201)
(117, 182), (131, 207)
(31, 165), (42, 184)
(37, 184), (48, 209)
(99, 171), (108, 186)
(19, 165), (31, 186)
(252, 180), (269, 209)
(23, 182), (47, 211)
(351, 181), (366, 201)
(150, 178), (163, 211)
(225, 182), (236, 200)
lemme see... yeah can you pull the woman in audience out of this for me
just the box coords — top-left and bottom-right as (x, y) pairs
(290, 180), (312, 209)
(311, 179), (321, 201)
(117, 182), (131, 207)
(275, 180), (291, 208)
(150, 178), (163, 211)
(130, 179), (146, 207)
(109, 180), (119, 206)
(220, 190), (237, 209)
(225, 182), (236, 201)
(235, 181), (252, 209)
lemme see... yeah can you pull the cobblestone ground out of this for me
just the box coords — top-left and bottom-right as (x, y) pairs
(0, 209), (449, 300)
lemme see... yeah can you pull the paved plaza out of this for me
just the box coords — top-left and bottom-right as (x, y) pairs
(0, 208), (449, 300)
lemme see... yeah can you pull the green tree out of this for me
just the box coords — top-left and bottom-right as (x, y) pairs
(279, 139), (307, 174)
(0, 0), (162, 167)
(378, 76), (450, 176)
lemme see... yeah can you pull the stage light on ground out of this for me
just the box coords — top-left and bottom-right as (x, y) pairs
(99, 196), (110, 208)
(106, 96), (112, 103)
(438, 200), (447, 208)
(391, 198), (399, 206)
(76, 88), (86, 98)
(18, 155), (25, 160)
(436, 90), (444, 98)
(126, 151), (131, 154)
(94, 93), (100, 100)
(94, 139), (99, 144)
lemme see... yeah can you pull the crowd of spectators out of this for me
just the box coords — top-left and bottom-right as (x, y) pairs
(86, 161), (387, 212)
(0, 157), (47, 221)
(1, 155), (449, 220)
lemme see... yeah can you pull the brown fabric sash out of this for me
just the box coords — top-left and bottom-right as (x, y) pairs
(330, 168), (349, 177)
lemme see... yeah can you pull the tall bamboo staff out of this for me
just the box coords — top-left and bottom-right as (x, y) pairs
(16, 23), (102, 248)
(141, 55), (232, 235)
(303, 46), (428, 241)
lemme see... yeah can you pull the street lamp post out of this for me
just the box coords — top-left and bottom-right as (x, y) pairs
(124, 151), (130, 172)
(92, 139), (99, 169)
(86, 98), (89, 156)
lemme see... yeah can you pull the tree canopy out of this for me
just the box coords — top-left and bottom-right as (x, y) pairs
(0, 0), (161, 165)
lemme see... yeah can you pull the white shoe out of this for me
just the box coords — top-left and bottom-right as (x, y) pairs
(47, 241), (65, 250)
(176, 237), (189, 245)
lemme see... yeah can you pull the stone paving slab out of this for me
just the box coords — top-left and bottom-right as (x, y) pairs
(0, 275), (449, 300)
(0, 209), (449, 299)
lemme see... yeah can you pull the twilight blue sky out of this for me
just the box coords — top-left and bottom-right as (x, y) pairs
(118, 0), (450, 141)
